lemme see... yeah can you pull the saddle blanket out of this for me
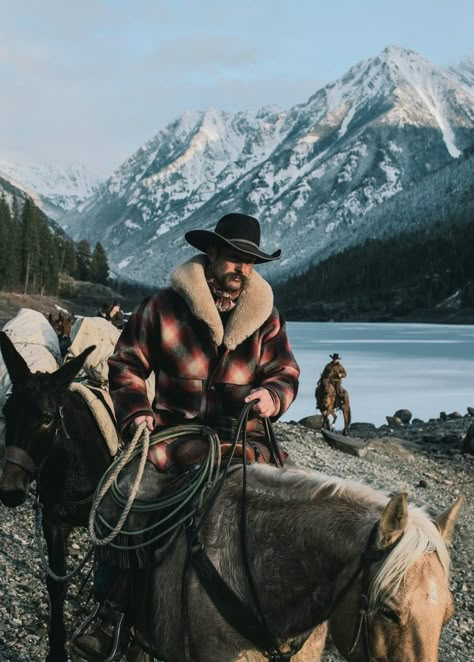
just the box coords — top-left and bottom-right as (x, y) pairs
(69, 382), (120, 457)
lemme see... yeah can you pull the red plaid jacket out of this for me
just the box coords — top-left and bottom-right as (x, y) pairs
(108, 256), (300, 436)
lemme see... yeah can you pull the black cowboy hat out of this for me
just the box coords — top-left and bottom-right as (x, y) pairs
(330, 353), (341, 360)
(185, 213), (281, 264)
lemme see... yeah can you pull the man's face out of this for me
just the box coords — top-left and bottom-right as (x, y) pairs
(207, 245), (255, 292)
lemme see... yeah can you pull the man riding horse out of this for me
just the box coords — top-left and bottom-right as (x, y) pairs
(318, 353), (347, 405)
(73, 213), (300, 660)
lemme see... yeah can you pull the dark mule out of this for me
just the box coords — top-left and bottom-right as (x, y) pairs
(315, 377), (351, 435)
(0, 332), (112, 662)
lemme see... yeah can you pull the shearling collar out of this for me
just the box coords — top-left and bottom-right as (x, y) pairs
(170, 255), (274, 350)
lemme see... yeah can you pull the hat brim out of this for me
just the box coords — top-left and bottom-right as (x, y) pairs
(185, 230), (281, 264)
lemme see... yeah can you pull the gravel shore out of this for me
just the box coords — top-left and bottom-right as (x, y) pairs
(0, 418), (472, 661)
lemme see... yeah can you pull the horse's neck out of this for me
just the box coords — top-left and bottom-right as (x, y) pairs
(213, 467), (376, 636)
(42, 390), (109, 501)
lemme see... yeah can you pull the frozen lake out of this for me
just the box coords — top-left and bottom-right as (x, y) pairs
(283, 322), (474, 427)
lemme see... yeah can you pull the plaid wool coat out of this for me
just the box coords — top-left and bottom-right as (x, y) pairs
(108, 255), (300, 437)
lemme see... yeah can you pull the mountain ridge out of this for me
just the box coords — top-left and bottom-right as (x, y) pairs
(3, 46), (474, 288)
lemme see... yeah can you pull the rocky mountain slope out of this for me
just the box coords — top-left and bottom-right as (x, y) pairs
(56, 45), (474, 286)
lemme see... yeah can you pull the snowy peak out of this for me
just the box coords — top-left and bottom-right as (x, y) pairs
(0, 159), (103, 217)
(298, 46), (474, 160)
(56, 46), (474, 286)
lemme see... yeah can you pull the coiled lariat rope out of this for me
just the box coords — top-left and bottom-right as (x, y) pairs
(88, 423), (223, 551)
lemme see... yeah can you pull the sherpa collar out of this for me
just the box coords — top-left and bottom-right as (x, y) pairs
(170, 255), (274, 350)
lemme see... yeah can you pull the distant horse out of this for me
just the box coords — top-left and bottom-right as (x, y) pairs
(125, 464), (460, 662)
(315, 377), (351, 435)
(0, 331), (112, 662)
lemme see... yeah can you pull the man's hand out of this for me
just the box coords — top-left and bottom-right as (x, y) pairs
(131, 415), (154, 433)
(244, 388), (278, 418)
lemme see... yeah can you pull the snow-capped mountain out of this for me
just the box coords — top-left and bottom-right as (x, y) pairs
(60, 46), (474, 285)
(451, 55), (474, 88)
(0, 160), (102, 219)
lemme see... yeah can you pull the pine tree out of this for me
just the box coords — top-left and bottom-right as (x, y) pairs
(91, 242), (109, 284)
(76, 239), (93, 281)
(20, 199), (41, 294)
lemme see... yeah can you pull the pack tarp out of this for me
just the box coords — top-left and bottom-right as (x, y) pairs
(0, 308), (61, 450)
(64, 316), (155, 402)
(64, 316), (121, 387)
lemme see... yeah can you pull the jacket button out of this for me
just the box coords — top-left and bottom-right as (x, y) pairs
(209, 385), (216, 391)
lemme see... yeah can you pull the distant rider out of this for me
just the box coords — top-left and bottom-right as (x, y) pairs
(319, 353), (347, 403)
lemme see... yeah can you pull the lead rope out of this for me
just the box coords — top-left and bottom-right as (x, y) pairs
(88, 421), (150, 546)
(34, 497), (94, 582)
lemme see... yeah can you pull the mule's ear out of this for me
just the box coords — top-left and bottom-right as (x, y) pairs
(53, 345), (96, 389)
(0, 331), (31, 385)
(434, 495), (462, 544)
(377, 493), (408, 549)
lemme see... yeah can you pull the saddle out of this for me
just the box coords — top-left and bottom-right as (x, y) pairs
(146, 432), (273, 471)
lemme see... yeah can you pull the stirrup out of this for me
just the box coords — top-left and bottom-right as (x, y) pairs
(70, 601), (126, 662)
(70, 601), (101, 644)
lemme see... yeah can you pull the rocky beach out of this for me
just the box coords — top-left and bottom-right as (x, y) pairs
(0, 409), (473, 661)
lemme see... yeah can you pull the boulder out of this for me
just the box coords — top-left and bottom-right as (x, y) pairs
(411, 418), (424, 426)
(298, 415), (324, 430)
(321, 429), (367, 457)
(462, 423), (474, 455)
(467, 407), (474, 416)
(394, 409), (412, 424)
(386, 416), (403, 427)
(447, 411), (463, 419)
(349, 422), (376, 431)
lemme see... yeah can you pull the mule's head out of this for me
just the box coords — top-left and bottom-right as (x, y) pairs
(0, 331), (95, 507)
(330, 493), (462, 662)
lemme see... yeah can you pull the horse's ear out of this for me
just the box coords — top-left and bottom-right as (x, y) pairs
(434, 495), (462, 544)
(53, 345), (96, 389)
(377, 493), (408, 549)
(0, 331), (31, 385)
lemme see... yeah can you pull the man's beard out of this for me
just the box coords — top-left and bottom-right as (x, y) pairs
(218, 271), (246, 292)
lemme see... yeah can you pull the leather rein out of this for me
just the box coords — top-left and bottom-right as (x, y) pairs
(184, 404), (306, 662)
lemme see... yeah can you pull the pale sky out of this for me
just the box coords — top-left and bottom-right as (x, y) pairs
(0, 0), (473, 176)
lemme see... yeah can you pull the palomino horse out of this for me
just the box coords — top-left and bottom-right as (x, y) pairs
(0, 331), (112, 662)
(126, 464), (460, 662)
(315, 377), (351, 435)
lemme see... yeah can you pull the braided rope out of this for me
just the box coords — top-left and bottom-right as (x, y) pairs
(88, 421), (150, 546)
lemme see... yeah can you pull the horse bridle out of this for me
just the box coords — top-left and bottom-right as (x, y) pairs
(3, 405), (69, 481)
(326, 522), (404, 662)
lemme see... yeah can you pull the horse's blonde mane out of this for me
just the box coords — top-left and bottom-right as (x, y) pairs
(248, 465), (451, 611)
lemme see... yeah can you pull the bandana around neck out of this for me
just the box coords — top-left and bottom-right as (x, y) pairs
(205, 266), (242, 312)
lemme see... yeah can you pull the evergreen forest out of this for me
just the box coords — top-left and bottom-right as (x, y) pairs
(0, 195), (110, 295)
(275, 216), (474, 318)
